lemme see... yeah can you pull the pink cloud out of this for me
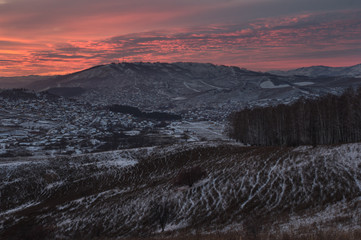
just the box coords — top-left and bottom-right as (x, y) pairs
(1, 9), (361, 76)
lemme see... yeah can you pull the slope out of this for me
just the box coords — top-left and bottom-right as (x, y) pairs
(1, 142), (361, 239)
(270, 63), (361, 78)
(22, 62), (361, 120)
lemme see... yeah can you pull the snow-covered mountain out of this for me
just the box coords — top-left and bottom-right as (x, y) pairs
(269, 63), (361, 78)
(23, 62), (361, 119)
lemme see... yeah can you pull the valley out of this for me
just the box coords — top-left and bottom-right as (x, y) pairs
(1, 62), (361, 239)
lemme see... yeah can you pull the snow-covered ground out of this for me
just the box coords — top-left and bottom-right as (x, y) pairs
(1, 142), (361, 238)
(168, 121), (228, 141)
(294, 81), (314, 86)
(260, 80), (289, 89)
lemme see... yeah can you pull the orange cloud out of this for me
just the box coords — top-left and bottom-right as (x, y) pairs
(1, 9), (361, 76)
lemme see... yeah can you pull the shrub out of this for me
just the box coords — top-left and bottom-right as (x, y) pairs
(173, 166), (207, 187)
(148, 200), (175, 232)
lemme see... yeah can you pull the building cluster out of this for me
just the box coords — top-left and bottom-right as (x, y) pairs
(0, 93), (159, 157)
(0, 89), (231, 158)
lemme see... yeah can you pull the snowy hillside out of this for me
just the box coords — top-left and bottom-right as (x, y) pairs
(1, 142), (361, 239)
(18, 62), (361, 121)
(270, 63), (361, 78)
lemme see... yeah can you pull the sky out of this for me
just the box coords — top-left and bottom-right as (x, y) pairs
(1, 0), (361, 76)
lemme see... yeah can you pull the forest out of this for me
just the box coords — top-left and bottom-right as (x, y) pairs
(108, 104), (182, 121)
(227, 87), (361, 146)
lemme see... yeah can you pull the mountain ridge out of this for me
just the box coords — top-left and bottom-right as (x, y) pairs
(2, 62), (361, 120)
(269, 63), (361, 77)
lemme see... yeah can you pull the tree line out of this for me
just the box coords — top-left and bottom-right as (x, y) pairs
(108, 104), (182, 121)
(227, 87), (361, 146)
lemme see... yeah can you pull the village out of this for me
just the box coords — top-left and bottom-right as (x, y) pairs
(0, 89), (226, 157)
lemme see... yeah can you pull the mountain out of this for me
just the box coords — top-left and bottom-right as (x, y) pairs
(1, 142), (361, 238)
(0, 75), (54, 89)
(269, 63), (361, 78)
(22, 62), (361, 120)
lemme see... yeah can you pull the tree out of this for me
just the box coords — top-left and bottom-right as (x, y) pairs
(227, 87), (361, 146)
(173, 166), (207, 187)
(149, 200), (174, 232)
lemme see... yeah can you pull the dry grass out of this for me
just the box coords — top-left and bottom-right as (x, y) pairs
(1, 143), (361, 239)
(97, 229), (361, 240)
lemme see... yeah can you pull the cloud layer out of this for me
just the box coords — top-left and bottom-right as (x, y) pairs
(0, 0), (361, 76)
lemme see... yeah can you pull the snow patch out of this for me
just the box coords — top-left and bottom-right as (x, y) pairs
(172, 97), (187, 101)
(162, 221), (189, 232)
(0, 160), (42, 168)
(294, 82), (314, 86)
(123, 130), (140, 136)
(0, 202), (40, 216)
(183, 82), (201, 92)
(260, 80), (289, 89)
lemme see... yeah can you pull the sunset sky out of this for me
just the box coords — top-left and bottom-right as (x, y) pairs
(1, 0), (361, 76)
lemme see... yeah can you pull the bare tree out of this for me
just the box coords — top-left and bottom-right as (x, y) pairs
(174, 166), (207, 187)
(149, 200), (175, 232)
(228, 87), (361, 146)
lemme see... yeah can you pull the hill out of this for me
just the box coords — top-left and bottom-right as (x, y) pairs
(16, 62), (360, 120)
(1, 142), (361, 239)
(0, 75), (55, 89)
(269, 63), (361, 78)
